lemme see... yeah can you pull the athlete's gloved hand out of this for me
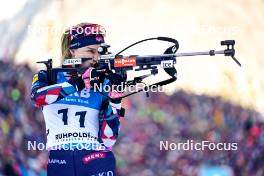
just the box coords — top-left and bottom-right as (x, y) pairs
(106, 72), (126, 103)
(82, 67), (104, 89)
(109, 91), (124, 104)
(106, 72), (125, 88)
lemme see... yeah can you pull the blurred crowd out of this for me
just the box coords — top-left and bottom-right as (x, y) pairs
(116, 91), (264, 176)
(0, 60), (263, 176)
(0, 60), (47, 176)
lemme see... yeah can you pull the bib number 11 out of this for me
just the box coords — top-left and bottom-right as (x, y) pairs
(58, 108), (86, 128)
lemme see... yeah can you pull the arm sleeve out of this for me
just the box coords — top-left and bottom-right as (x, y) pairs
(30, 70), (85, 107)
(98, 80), (125, 148)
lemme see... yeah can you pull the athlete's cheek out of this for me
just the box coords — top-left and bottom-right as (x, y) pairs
(82, 52), (93, 59)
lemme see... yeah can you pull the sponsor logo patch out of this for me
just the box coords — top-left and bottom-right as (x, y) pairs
(161, 60), (174, 68)
(114, 58), (136, 67)
(82, 152), (106, 164)
(48, 159), (67, 165)
(91, 171), (114, 176)
(32, 74), (38, 85)
(96, 35), (103, 42)
(63, 58), (82, 65)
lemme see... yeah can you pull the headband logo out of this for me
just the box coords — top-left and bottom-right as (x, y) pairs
(96, 35), (103, 42)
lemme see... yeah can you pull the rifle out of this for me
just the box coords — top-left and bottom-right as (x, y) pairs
(37, 37), (240, 99)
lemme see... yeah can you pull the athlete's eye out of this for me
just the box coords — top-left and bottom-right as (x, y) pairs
(86, 49), (97, 55)
(86, 50), (93, 54)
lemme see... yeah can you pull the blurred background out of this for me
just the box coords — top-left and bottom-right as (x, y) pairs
(0, 0), (263, 175)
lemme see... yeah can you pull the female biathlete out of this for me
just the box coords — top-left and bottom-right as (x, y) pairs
(31, 23), (124, 176)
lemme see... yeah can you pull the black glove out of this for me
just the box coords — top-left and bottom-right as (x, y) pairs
(106, 72), (125, 88)
(90, 68), (105, 88)
(106, 72), (126, 103)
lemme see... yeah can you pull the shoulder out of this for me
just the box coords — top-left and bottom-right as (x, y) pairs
(31, 70), (48, 88)
(34, 70), (47, 81)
